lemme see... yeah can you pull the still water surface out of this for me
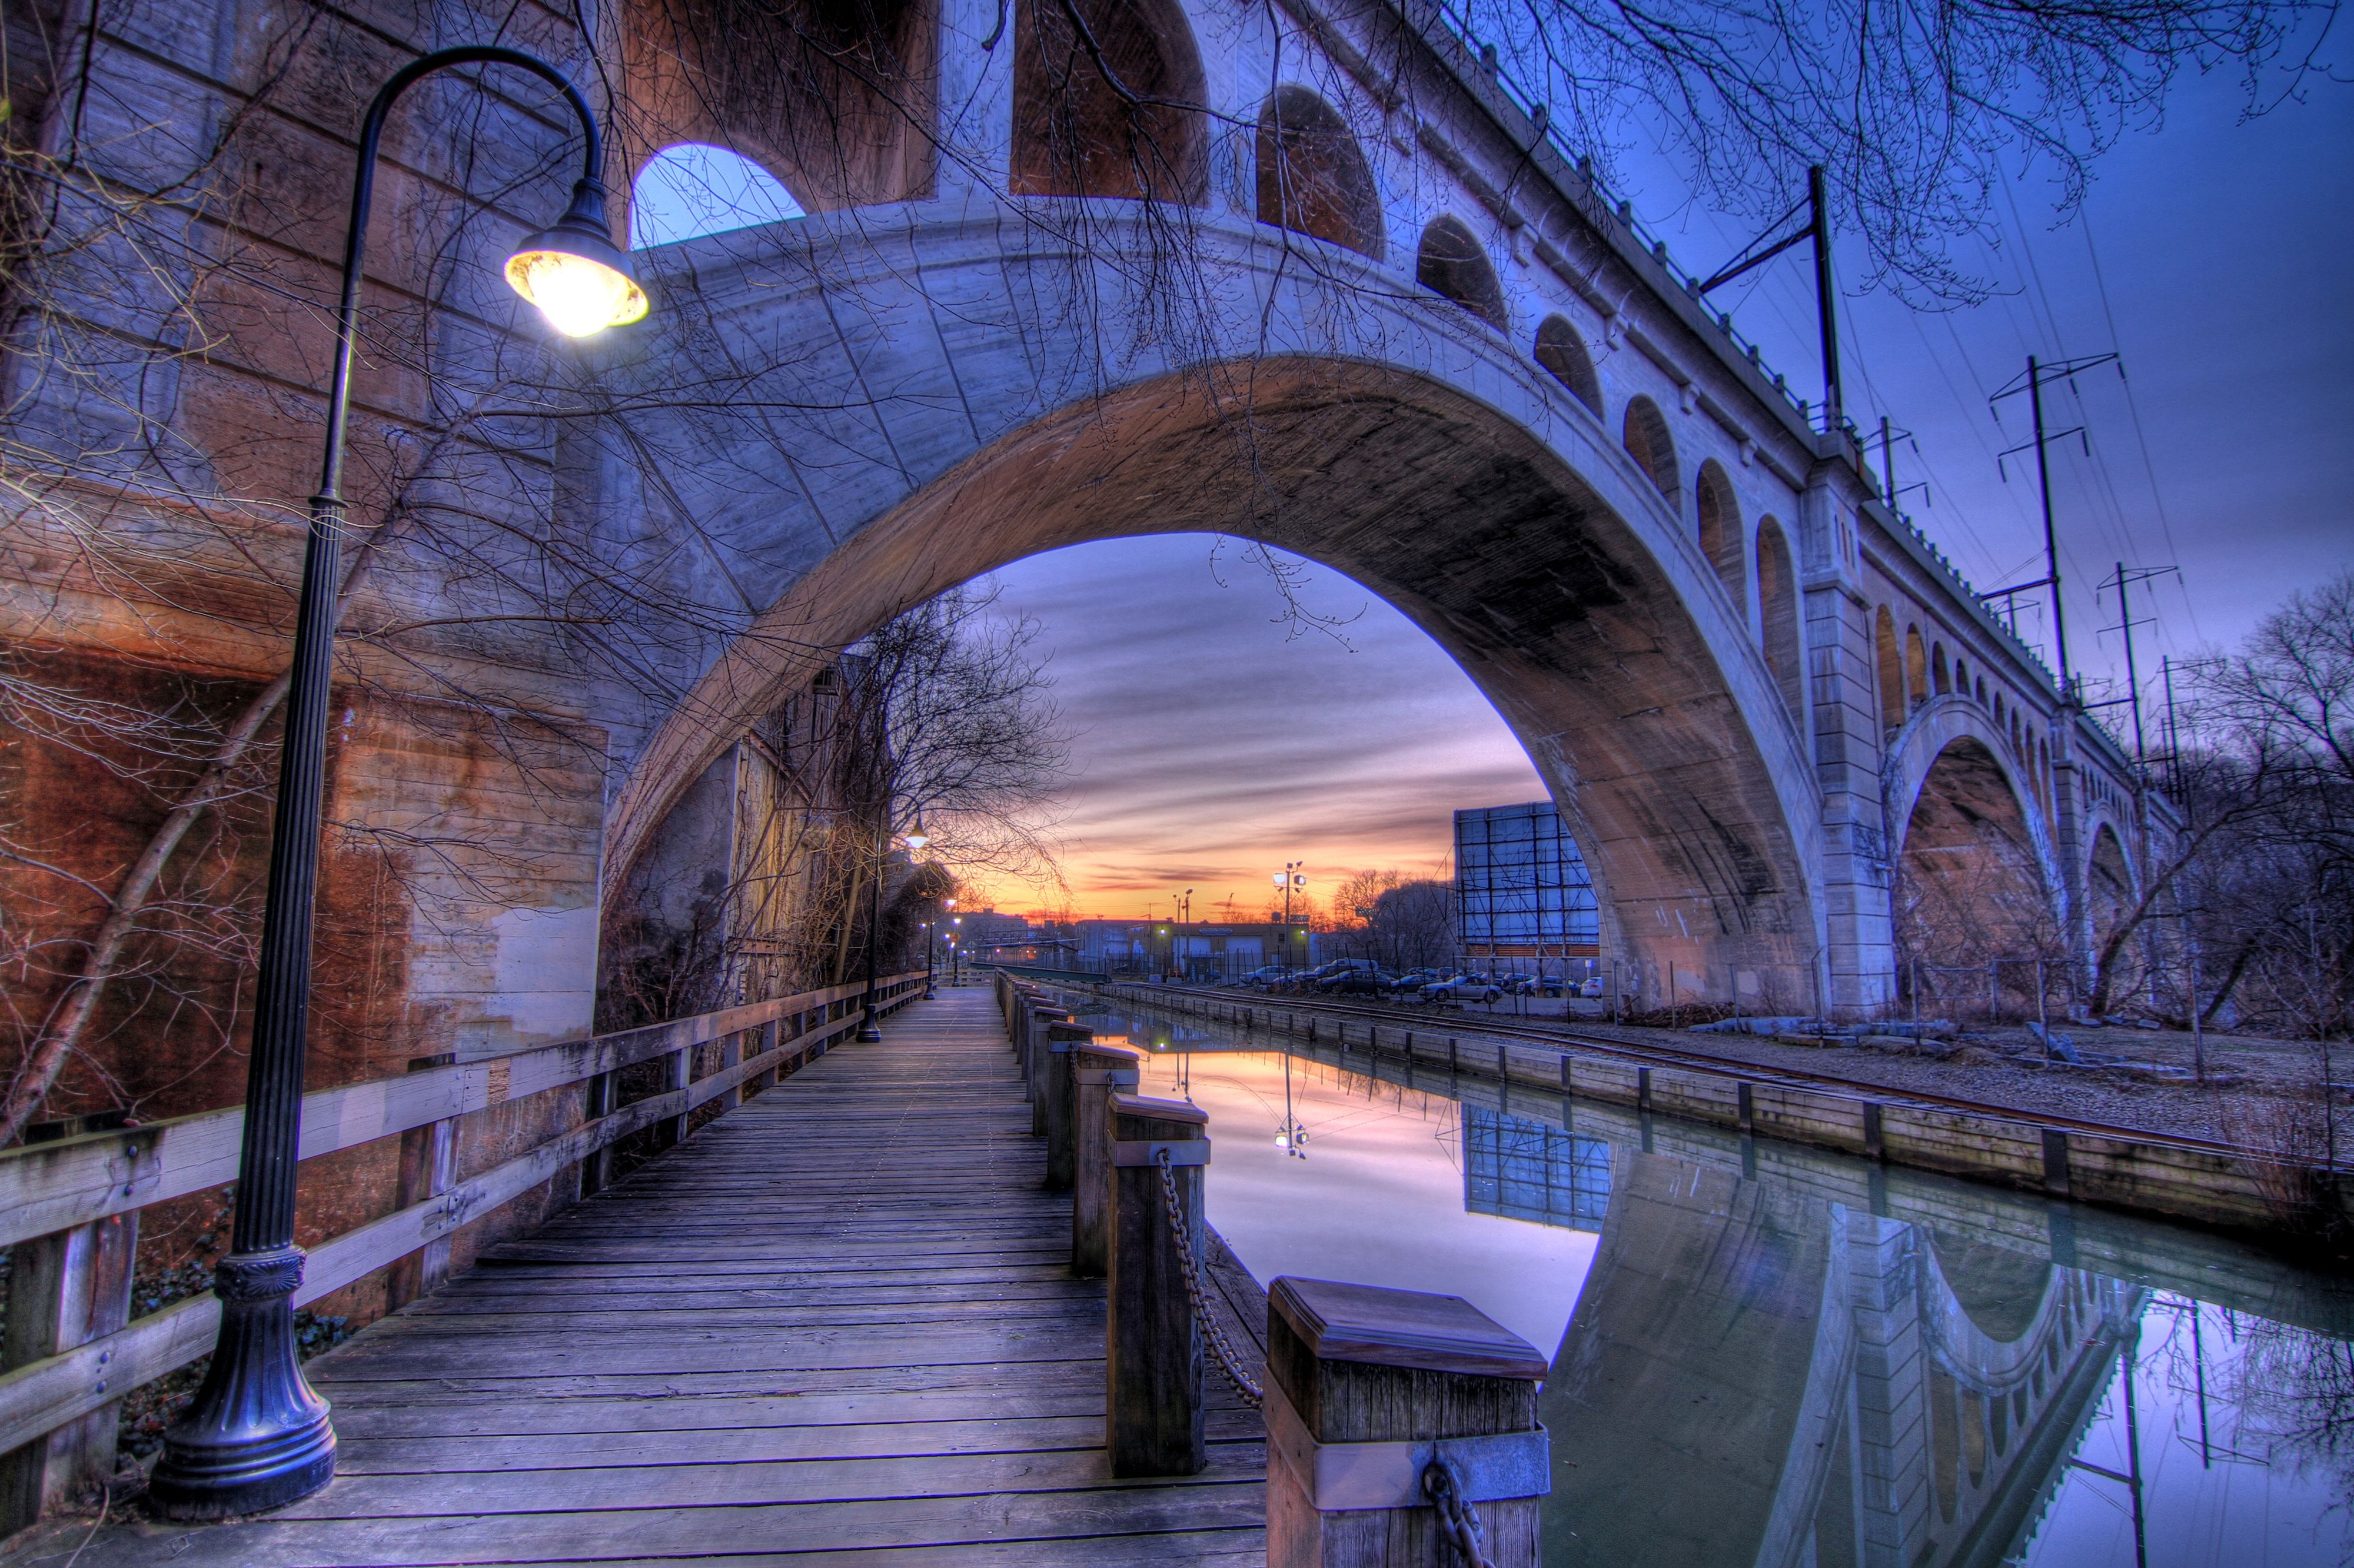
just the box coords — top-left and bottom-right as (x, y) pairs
(1065, 996), (2354, 1568)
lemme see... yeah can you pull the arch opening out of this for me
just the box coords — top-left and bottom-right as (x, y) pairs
(1696, 461), (1745, 618)
(630, 143), (807, 248)
(1012, 0), (1208, 202)
(1756, 518), (1801, 719)
(1534, 314), (1603, 416)
(1906, 626), (1928, 710)
(1874, 607), (1905, 731)
(615, 0), (936, 212)
(1622, 395), (1678, 499)
(609, 360), (1821, 1008)
(2088, 824), (2134, 956)
(1894, 737), (2052, 976)
(1255, 87), (1381, 257)
(1415, 216), (1507, 328)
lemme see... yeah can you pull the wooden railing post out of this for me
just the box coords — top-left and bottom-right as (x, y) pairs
(1107, 1093), (1209, 1477)
(748, 1020), (780, 1096)
(387, 1053), (459, 1311)
(1042, 1022), (1092, 1190)
(1072, 1043), (1142, 1277)
(661, 1041), (692, 1149)
(1026, 1007), (1066, 1137)
(1264, 1276), (1550, 1568)
(1, 1201), (136, 1531)
(580, 1066), (619, 1197)
(713, 1030), (744, 1114)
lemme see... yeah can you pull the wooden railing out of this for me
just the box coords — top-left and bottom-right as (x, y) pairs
(0, 970), (925, 1525)
(994, 974), (1554, 1567)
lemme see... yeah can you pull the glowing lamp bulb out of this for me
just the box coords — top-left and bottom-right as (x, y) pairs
(506, 248), (647, 337)
(1275, 1134), (1288, 1148)
(503, 178), (649, 338)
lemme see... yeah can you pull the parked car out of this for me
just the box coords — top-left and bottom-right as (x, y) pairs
(1421, 974), (1502, 1004)
(1387, 968), (1445, 993)
(1241, 966), (1295, 986)
(1579, 977), (1607, 998)
(1319, 967), (1397, 995)
(1498, 972), (1539, 995)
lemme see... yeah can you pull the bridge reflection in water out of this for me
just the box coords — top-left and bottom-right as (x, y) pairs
(1085, 1003), (2354, 1568)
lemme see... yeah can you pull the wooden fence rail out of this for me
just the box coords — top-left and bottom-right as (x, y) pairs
(0, 971), (924, 1522)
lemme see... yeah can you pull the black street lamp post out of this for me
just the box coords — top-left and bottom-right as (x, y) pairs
(148, 45), (647, 1520)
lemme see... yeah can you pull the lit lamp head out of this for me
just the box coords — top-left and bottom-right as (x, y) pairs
(902, 814), (930, 853)
(504, 177), (649, 338)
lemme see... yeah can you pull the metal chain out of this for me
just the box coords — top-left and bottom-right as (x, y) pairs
(1155, 1149), (1263, 1410)
(1424, 1457), (1499, 1568)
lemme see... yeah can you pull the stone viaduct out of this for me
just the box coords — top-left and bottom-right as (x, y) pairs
(3, 0), (2160, 1104)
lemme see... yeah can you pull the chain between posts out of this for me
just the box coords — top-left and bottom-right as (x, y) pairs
(1154, 1148), (1261, 1410)
(1425, 1456), (1500, 1568)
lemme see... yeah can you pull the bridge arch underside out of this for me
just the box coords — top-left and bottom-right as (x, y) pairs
(1894, 737), (2055, 973)
(626, 360), (1820, 998)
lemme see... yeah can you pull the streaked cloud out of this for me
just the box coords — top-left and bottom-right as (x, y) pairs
(971, 534), (1544, 917)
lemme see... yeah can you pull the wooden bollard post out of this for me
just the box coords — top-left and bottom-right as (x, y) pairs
(1107, 1093), (1210, 1477)
(1027, 1007), (1067, 1137)
(1042, 1021), (1092, 1189)
(1072, 1043), (1143, 1277)
(1265, 1276), (1551, 1568)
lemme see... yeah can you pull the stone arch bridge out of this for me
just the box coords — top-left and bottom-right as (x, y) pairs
(575, 0), (2159, 1021)
(6, 0), (2163, 1061)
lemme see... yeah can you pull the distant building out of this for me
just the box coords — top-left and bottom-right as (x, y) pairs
(1071, 920), (1311, 979)
(1454, 801), (1600, 968)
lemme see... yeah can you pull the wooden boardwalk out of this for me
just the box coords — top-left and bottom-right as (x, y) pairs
(72, 987), (1268, 1567)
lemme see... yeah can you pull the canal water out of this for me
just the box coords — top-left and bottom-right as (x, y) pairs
(1060, 993), (2354, 1568)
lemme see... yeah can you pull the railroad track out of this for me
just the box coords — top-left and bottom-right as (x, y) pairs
(1068, 978), (2249, 1160)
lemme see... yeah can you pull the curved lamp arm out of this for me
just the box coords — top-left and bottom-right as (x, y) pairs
(319, 45), (607, 504)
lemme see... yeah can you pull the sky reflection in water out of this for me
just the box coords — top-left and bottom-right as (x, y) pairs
(1073, 1002), (2354, 1567)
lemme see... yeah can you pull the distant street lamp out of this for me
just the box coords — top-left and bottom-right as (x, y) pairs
(149, 45), (647, 1521)
(1274, 864), (1306, 972)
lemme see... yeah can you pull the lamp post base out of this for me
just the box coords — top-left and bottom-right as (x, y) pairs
(149, 1251), (335, 1520)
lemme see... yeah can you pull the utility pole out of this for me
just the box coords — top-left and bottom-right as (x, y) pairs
(1877, 417), (1929, 515)
(1695, 166), (1842, 438)
(2098, 563), (2177, 782)
(1809, 165), (1841, 437)
(1988, 352), (2118, 694)
(2161, 655), (2185, 797)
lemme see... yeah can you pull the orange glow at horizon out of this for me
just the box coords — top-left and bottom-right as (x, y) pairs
(950, 535), (1547, 923)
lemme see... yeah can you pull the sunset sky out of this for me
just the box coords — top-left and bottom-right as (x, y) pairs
(970, 535), (1545, 920)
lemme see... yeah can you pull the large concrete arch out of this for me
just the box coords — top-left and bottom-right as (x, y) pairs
(1883, 703), (2059, 967)
(584, 207), (1829, 997)
(1882, 697), (2059, 892)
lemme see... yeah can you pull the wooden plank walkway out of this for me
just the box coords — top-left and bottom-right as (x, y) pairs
(68, 987), (1268, 1567)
